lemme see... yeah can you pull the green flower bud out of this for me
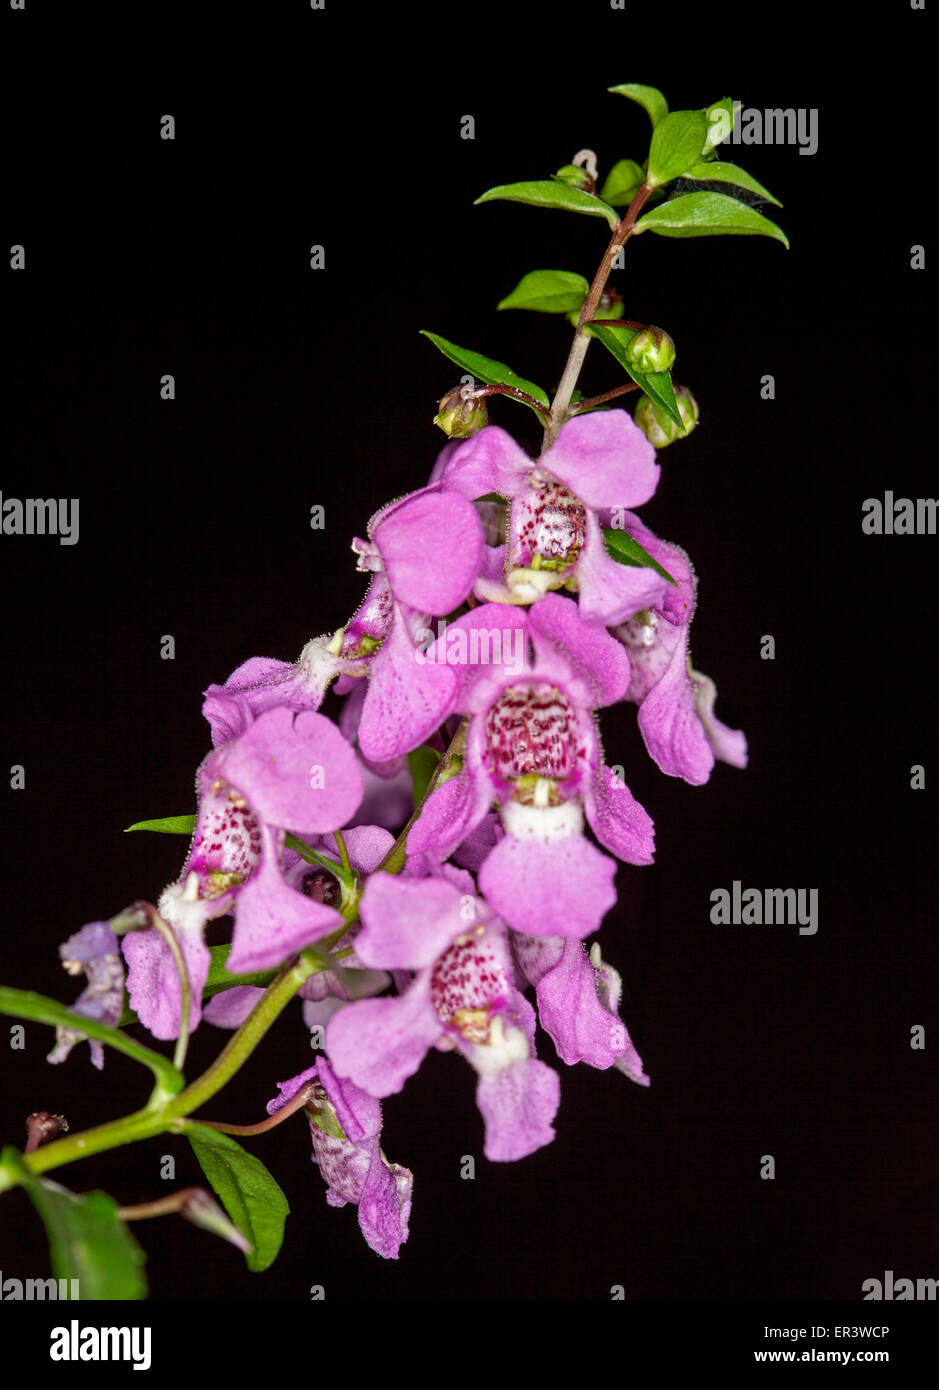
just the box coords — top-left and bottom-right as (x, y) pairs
(634, 386), (699, 447)
(434, 386), (489, 438)
(554, 163), (594, 191)
(625, 325), (676, 375)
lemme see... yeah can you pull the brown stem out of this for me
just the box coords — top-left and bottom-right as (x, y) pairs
(194, 1081), (318, 1136)
(117, 1187), (208, 1221)
(572, 382), (640, 412)
(24, 1112), (68, 1154)
(545, 181), (655, 445)
(471, 384), (550, 418)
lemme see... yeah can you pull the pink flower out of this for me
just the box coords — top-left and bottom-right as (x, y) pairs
(609, 511), (747, 784)
(440, 410), (668, 622)
(407, 592), (655, 939)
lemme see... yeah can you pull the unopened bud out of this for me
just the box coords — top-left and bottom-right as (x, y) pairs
(634, 386), (699, 447)
(554, 163), (595, 192)
(625, 326), (676, 374)
(434, 386), (489, 438)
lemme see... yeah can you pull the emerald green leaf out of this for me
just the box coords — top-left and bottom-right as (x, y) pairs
(603, 530), (677, 586)
(497, 269), (589, 315)
(588, 325), (683, 428)
(635, 191), (789, 247)
(409, 745), (440, 807)
(420, 331), (549, 408)
(646, 109), (709, 189)
(682, 160), (781, 206)
(0, 986), (185, 1097)
(184, 1123), (289, 1273)
(701, 97), (736, 156)
(474, 181), (620, 229)
(599, 159), (644, 207)
(2, 1149), (147, 1299)
(125, 814), (195, 835)
(608, 83), (669, 128)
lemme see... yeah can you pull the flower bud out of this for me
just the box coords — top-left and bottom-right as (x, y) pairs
(434, 386), (489, 438)
(634, 386), (699, 447)
(554, 163), (594, 191)
(625, 325), (676, 374)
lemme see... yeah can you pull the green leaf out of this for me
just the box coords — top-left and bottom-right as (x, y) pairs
(125, 813), (195, 834)
(0, 986), (185, 1097)
(588, 325), (683, 428)
(2, 1149), (147, 1299)
(608, 83), (669, 128)
(497, 269), (589, 315)
(682, 160), (781, 206)
(635, 191), (789, 247)
(599, 158), (644, 207)
(646, 109), (709, 189)
(409, 745), (440, 807)
(603, 530), (677, 586)
(474, 180), (620, 229)
(420, 331), (549, 407)
(701, 97), (736, 156)
(185, 1123), (290, 1273)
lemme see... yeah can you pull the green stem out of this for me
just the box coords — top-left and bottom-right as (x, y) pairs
(0, 987), (184, 1106)
(162, 948), (323, 1120)
(545, 180), (654, 446)
(0, 949), (324, 1188)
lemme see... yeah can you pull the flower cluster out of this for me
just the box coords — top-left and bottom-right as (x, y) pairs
(52, 408), (746, 1261)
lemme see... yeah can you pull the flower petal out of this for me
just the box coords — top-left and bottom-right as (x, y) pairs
(326, 977), (442, 1097)
(575, 511), (670, 626)
(216, 707), (362, 833)
(440, 424), (531, 501)
(636, 628), (715, 785)
(357, 873), (465, 971)
(373, 488), (484, 614)
(480, 808), (618, 937)
(358, 606), (459, 763)
(544, 410), (660, 509)
(528, 590), (629, 708)
(227, 825), (341, 974)
(122, 925), (211, 1041)
(468, 1018), (560, 1161)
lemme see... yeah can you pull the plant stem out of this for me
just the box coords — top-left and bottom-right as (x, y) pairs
(195, 1081), (318, 1136)
(544, 181), (654, 448)
(0, 949), (324, 1187)
(572, 382), (640, 412)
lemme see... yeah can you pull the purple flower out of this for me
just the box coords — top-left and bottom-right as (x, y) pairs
(407, 592), (655, 939)
(440, 410), (668, 623)
(608, 512), (747, 784)
(202, 640), (360, 749)
(326, 867), (560, 1162)
(204, 824), (397, 1031)
(337, 485), (485, 764)
(123, 708), (362, 1039)
(511, 935), (649, 1084)
(47, 921), (124, 1070)
(267, 1058), (412, 1260)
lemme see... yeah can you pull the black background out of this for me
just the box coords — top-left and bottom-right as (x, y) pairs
(1, 0), (936, 1309)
